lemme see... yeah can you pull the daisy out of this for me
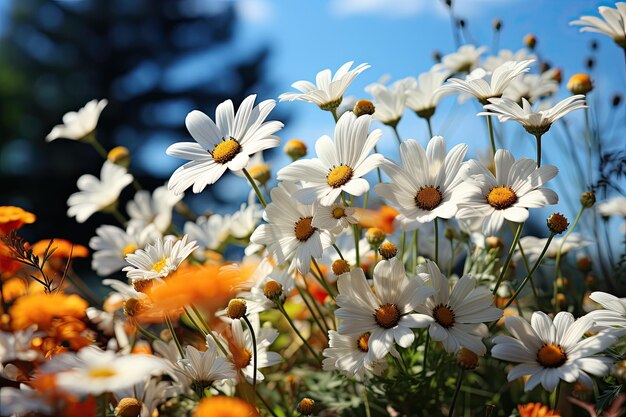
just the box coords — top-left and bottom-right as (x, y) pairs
(597, 195), (626, 218)
(46, 99), (108, 142)
(415, 261), (502, 355)
(365, 78), (415, 127)
(587, 292), (626, 328)
(434, 45), (487, 74)
(492, 311), (619, 391)
(40, 346), (167, 396)
(456, 149), (558, 236)
(123, 235), (198, 282)
(174, 345), (237, 388)
(250, 182), (334, 274)
(405, 71), (449, 121)
(229, 193), (264, 239)
(322, 330), (387, 380)
(375, 136), (467, 224)
(184, 214), (233, 260)
(442, 60), (534, 104)
(277, 112), (383, 206)
(279, 61), (370, 111)
(517, 234), (591, 265)
(571, 3), (626, 49)
(166, 94), (283, 195)
(89, 224), (160, 276)
(482, 49), (537, 72)
(503, 73), (559, 104)
(312, 201), (358, 234)
(126, 185), (183, 233)
(0, 327), (41, 364)
(67, 160), (133, 223)
(0, 385), (53, 416)
(335, 258), (435, 359)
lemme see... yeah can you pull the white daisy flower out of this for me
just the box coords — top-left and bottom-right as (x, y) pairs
(0, 327), (41, 364)
(174, 345), (237, 388)
(375, 136), (467, 224)
(166, 94), (283, 195)
(122, 235), (198, 282)
(184, 214), (233, 259)
(587, 292), (626, 329)
(517, 234), (591, 264)
(456, 149), (558, 236)
(277, 112), (383, 206)
(415, 261), (502, 355)
(279, 61), (370, 111)
(479, 95), (588, 137)
(503, 73), (559, 104)
(40, 346), (167, 396)
(366, 77), (415, 126)
(46, 99), (108, 142)
(442, 60), (534, 103)
(434, 45), (487, 74)
(482, 49), (537, 72)
(250, 182), (335, 274)
(597, 195), (626, 217)
(405, 71), (449, 120)
(335, 258), (435, 359)
(492, 311), (619, 391)
(312, 202), (358, 234)
(127, 185), (183, 233)
(90, 224), (160, 276)
(67, 160), (133, 223)
(229, 193), (264, 239)
(0, 384), (53, 416)
(571, 3), (626, 49)
(222, 316), (282, 383)
(323, 330), (387, 380)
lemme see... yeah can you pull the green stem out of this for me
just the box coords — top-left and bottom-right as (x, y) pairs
(426, 117), (434, 138)
(242, 315), (258, 400)
(373, 145), (383, 183)
(492, 222), (524, 295)
(535, 134), (542, 168)
(242, 168), (267, 208)
(552, 381), (561, 410)
(87, 134), (108, 159)
(448, 238), (454, 277)
(486, 115), (496, 157)
(400, 230), (407, 263)
(422, 332), (430, 376)
(311, 257), (335, 300)
(515, 240), (539, 302)
(110, 207), (128, 227)
(363, 385), (372, 417)
(296, 285), (330, 336)
(165, 314), (185, 358)
(277, 303), (322, 363)
(413, 228), (419, 273)
(391, 125), (403, 145)
(555, 205), (585, 279)
(332, 244), (345, 260)
(330, 107), (339, 123)
(352, 224), (361, 266)
(96, 393), (109, 417)
(434, 218), (439, 266)
(135, 323), (159, 341)
(448, 369), (465, 417)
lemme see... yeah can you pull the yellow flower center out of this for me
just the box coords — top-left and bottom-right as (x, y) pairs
(486, 186), (518, 210)
(151, 257), (168, 273)
(232, 347), (253, 369)
(247, 163), (271, 184)
(115, 398), (144, 417)
(327, 165), (354, 188)
(122, 243), (137, 257)
(374, 303), (401, 329)
(211, 139), (241, 164)
(88, 367), (117, 379)
(332, 207), (346, 219)
(415, 186), (443, 211)
(433, 304), (455, 328)
(294, 217), (316, 242)
(536, 344), (567, 368)
(357, 332), (370, 352)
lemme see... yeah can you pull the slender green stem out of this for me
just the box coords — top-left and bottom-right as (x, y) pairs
(135, 323), (160, 341)
(277, 303), (322, 363)
(448, 238), (454, 277)
(434, 218), (439, 266)
(426, 117), (434, 138)
(352, 224), (361, 266)
(363, 190), (370, 209)
(96, 393), (109, 417)
(555, 205), (585, 279)
(552, 381), (561, 410)
(303, 277), (335, 331)
(486, 115), (496, 156)
(165, 314), (185, 358)
(400, 230), (407, 263)
(184, 307), (207, 336)
(87, 134), (108, 159)
(242, 315), (258, 399)
(373, 145), (383, 183)
(296, 285), (330, 336)
(330, 108), (339, 123)
(257, 391), (280, 417)
(413, 229), (419, 273)
(534, 134), (543, 168)
(363, 384), (372, 417)
(422, 332), (430, 376)
(311, 257), (335, 300)
(110, 207), (128, 227)
(391, 125), (403, 145)
(515, 240), (538, 301)
(332, 244), (345, 260)
(242, 168), (267, 207)
(449, 369), (465, 417)
(492, 222), (524, 295)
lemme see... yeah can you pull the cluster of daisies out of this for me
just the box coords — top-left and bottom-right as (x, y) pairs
(2, 3), (626, 417)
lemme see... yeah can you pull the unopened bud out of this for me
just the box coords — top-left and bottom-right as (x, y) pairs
(353, 99), (375, 117)
(567, 74), (593, 95)
(331, 259), (350, 276)
(248, 163), (271, 185)
(555, 277), (569, 290)
(613, 360), (626, 384)
(107, 146), (131, 168)
(580, 191), (596, 208)
(456, 348), (479, 370)
(284, 140), (307, 161)
(612, 94), (622, 107)
(263, 280), (283, 300)
(115, 398), (143, 417)
(524, 33), (537, 49)
(378, 241), (398, 260)
(124, 298), (144, 317)
(485, 236), (504, 253)
(546, 213), (569, 234)
(492, 18), (502, 31)
(365, 228), (386, 247)
(226, 299), (247, 319)
(433, 51), (442, 63)
(297, 398), (317, 416)
(585, 57), (595, 70)
(577, 257), (592, 273)
(444, 227), (456, 240)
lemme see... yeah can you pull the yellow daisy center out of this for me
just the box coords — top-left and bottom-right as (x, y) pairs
(88, 367), (117, 379)
(433, 304), (455, 328)
(357, 332), (370, 352)
(486, 186), (518, 210)
(332, 207), (346, 219)
(232, 347), (252, 369)
(122, 243), (137, 257)
(294, 216), (316, 242)
(152, 257), (168, 273)
(415, 186), (443, 211)
(374, 303), (401, 329)
(537, 344), (567, 368)
(327, 165), (354, 188)
(211, 139), (241, 164)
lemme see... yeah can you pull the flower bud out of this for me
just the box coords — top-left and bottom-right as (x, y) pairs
(555, 277), (569, 290)
(107, 146), (131, 168)
(444, 227), (456, 240)
(492, 18), (502, 31)
(433, 51), (442, 63)
(590, 40), (598, 50)
(456, 348), (479, 370)
(378, 241), (398, 260)
(365, 227), (386, 247)
(115, 398), (143, 417)
(485, 236), (504, 253)
(353, 99), (375, 117)
(248, 163), (271, 185)
(580, 191), (596, 208)
(331, 259), (350, 276)
(226, 299), (247, 319)
(297, 398), (317, 416)
(577, 257), (592, 273)
(546, 213), (569, 234)
(613, 360), (626, 384)
(524, 34), (537, 49)
(567, 74), (593, 95)
(284, 139), (307, 161)
(263, 280), (283, 300)
(612, 94), (622, 108)
(585, 57), (595, 70)
(123, 298), (144, 317)
(132, 278), (154, 294)
(550, 68), (562, 84)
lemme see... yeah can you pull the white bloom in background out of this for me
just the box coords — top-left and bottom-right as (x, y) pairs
(415, 261), (502, 355)
(127, 185), (183, 233)
(41, 346), (167, 396)
(456, 150), (558, 236)
(123, 235), (198, 282)
(492, 312), (618, 391)
(503, 73), (559, 104)
(166, 94), (283, 195)
(571, 3), (626, 48)
(114, 378), (178, 417)
(89, 224), (160, 276)
(279, 61), (370, 110)
(277, 112), (383, 205)
(482, 49), (537, 72)
(375, 137), (467, 224)
(323, 330), (387, 380)
(479, 95), (587, 136)
(597, 195), (626, 217)
(312, 202), (358, 234)
(184, 214), (233, 259)
(174, 345), (237, 387)
(46, 99), (108, 142)
(223, 316), (281, 383)
(587, 292), (626, 328)
(517, 234), (591, 264)
(0, 385), (53, 416)
(442, 60), (533, 103)
(0, 327), (41, 364)
(250, 182), (334, 274)
(67, 161), (133, 223)
(434, 45), (486, 74)
(405, 71), (449, 119)
(229, 193), (264, 239)
(366, 77), (415, 126)
(335, 259), (435, 359)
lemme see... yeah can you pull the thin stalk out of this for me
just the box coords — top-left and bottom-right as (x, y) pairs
(492, 222), (524, 295)
(422, 332), (430, 376)
(88, 135), (108, 159)
(448, 238), (454, 277)
(515, 240), (539, 301)
(296, 285), (330, 337)
(486, 115), (497, 157)
(311, 257), (335, 300)
(448, 369), (465, 416)
(110, 207), (128, 227)
(434, 218), (439, 266)
(330, 108), (339, 123)
(303, 277), (335, 331)
(400, 230), (407, 263)
(552, 381), (561, 410)
(96, 393), (109, 417)
(243, 168), (267, 207)
(332, 244), (345, 260)
(555, 206), (585, 279)
(426, 117), (434, 138)
(413, 229), (419, 273)
(373, 145), (383, 183)
(242, 315), (258, 400)
(165, 314), (185, 358)
(391, 124), (403, 145)
(257, 392), (280, 417)
(534, 134), (542, 167)
(352, 224), (361, 266)
(362, 385), (372, 417)
(184, 307), (207, 336)
(135, 323), (160, 341)
(277, 303), (322, 363)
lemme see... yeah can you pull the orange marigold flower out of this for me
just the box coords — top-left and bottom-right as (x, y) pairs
(355, 205), (399, 234)
(0, 242), (23, 275)
(194, 396), (259, 417)
(2, 277), (28, 302)
(32, 239), (89, 259)
(518, 403), (561, 417)
(9, 293), (88, 330)
(0, 206), (36, 235)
